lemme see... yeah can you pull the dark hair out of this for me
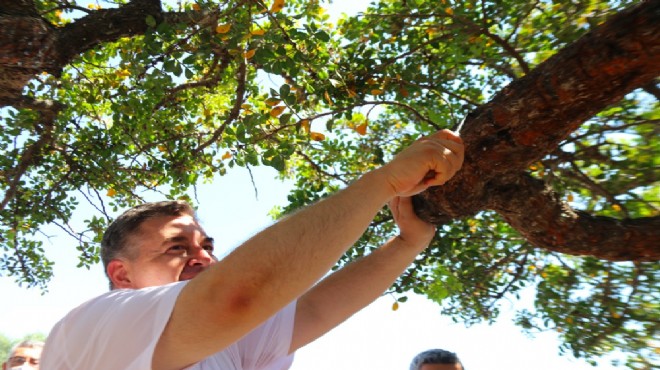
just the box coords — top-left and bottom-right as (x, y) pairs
(101, 200), (196, 287)
(410, 349), (463, 370)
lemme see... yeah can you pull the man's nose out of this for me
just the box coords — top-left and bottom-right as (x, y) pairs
(187, 246), (213, 266)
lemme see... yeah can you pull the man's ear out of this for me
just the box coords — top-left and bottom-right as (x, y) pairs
(107, 259), (132, 289)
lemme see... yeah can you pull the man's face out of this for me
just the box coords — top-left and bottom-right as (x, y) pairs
(115, 214), (216, 289)
(3, 346), (41, 369)
(419, 364), (463, 370)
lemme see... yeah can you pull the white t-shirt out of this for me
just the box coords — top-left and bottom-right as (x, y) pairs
(42, 281), (296, 370)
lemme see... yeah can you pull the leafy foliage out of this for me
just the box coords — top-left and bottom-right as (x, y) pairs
(0, 0), (657, 368)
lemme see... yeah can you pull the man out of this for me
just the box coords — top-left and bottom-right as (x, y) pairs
(410, 348), (464, 370)
(42, 129), (464, 370)
(2, 340), (43, 370)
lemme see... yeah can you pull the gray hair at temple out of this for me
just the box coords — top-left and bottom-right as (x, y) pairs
(410, 348), (463, 370)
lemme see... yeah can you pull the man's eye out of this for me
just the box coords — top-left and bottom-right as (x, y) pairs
(168, 245), (186, 253)
(203, 245), (214, 252)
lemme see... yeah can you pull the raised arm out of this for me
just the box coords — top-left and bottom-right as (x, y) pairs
(289, 195), (439, 351)
(153, 130), (464, 370)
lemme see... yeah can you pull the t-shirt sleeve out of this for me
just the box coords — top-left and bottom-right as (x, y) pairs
(42, 281), (187, 370)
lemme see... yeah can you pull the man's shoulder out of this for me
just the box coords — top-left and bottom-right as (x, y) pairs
(57, 281), (188, 326)
(43, 281), (190, 368)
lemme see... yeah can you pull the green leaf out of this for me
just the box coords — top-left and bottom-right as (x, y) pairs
(145, 15), (156, 27)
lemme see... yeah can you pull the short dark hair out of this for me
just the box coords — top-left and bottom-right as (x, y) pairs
(410, 349), (463, 370)
(101, 200), (196, 287)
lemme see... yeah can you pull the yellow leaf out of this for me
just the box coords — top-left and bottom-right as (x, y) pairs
(612, 204), (622, 212)
(299, 119), (310, 133)
(269, 106), (286, 117)
(243, 49), (256, 59)
(192, 3), (201, 11)
(399, 87), (409, 97)
(310, 132), (325, 141)
(265, 98), (282, 107)
(270, 0), (285, 13)
(445, 7), (453, 15)
(324, 91), (333, 106)
(346, 88), (357, 98)
(116, 69), (130, 78)
(529, 164), (538, 171)
(216, 24), (231, 34)
(107, 188), (117, 197)
(370, 89), (383, 96)
(157, 145), (167, 152)
(250, 29), (266, 36)
(355, 123), (367, 136)
(392, 302), (399, 311)
(567, 194), (574, 202)
(241, 104), (251, 110)
(222, 151), (232, 160)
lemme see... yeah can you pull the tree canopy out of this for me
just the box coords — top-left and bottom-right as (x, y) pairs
(1, 0), (658, 368)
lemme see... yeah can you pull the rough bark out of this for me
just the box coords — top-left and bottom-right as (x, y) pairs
(488, 173), (660, 261)
(413, 0), (660, 261)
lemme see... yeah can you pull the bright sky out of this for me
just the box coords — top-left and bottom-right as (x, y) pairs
(0, 1), (626, 369)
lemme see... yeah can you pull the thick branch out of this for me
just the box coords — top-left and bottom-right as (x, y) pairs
(413, 1), (660, 262)
(487, 173), (660, 262)
(415, 0), (660, 218)
(463, 0), (659, 175)
(54, 0), (164, 70)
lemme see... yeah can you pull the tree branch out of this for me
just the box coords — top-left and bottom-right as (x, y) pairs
(0, 97), (61, 211)
(414, 0), (660, 230)
(487, 172), (660, 262)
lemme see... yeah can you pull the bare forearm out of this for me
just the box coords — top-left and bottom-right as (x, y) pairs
(290, 235), (426, 351)
(220, 171), (394, 304)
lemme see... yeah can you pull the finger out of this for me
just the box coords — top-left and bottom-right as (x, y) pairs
(434, 129), (463, 145)
(443, 144), (464, 176)
(437, 138), (464, 156)
(435, 140), (464, 175)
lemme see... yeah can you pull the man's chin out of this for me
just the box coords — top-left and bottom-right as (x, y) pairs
(178, 273), (196, 281)
(179, 268), (205, 281)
